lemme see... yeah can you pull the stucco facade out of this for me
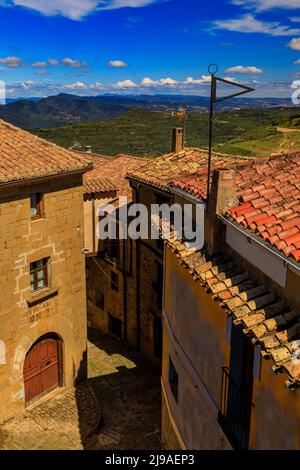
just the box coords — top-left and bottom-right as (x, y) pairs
(162, 244), (300, 450)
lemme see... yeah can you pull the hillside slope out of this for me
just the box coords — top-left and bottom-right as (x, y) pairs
(32, 108), (300, 157)
(0, 94), (128, 128)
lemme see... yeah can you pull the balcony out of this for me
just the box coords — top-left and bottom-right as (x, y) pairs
(218, 367), (253, 450)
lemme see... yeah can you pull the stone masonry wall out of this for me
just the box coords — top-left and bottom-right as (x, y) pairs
(0, 175), (87, 423)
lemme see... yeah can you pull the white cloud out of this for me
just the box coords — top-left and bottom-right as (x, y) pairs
(231, 1), (300, 11)
(90, 81), (104, 90)
(1, 0), (164, 20)
(140, 76), (178, 86)
(62, 57), (90, 68)
(294, 59), (300, 63)
(141, 77), (157, 86)
(20, 80), (34, 89)
(113, 79), (138, 89)
(185, 75), (211, 84)
(0, 56), (23, 68)
(212, 14), (300, 36)
(64, 81), (87, 89)
(5, 76), (294, 99)
(225, 65), (263, 74)
(288, 37), (300, 49)
(35, 70), (49, 75)
(32, 61), (48, 68)
(108, 60), (128, 68)
(159, 77), (177, 85)
(49, 58), (60, 66)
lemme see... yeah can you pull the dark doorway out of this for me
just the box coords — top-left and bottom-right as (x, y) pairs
(219, 324), (254, 449)
(23, 334), (63, 405)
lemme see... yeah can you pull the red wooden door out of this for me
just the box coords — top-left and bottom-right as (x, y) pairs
(24, 337), (60, 404)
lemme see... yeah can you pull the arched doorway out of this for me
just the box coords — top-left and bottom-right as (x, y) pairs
(23, 333), (63, 405)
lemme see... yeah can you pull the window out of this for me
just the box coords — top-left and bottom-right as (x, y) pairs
(30, 258), (49, 291)
(30, 193), (43, 220)
(101, 218), (120, 261)
(168, 357), (179, 403)
(111, 271), (119, 292)
(218, 324), (254, 450)
(95, 291), (104, 310)
(108, 314), (122, 338)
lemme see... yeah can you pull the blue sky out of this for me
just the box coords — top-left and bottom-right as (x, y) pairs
(0, 0), (300, 98)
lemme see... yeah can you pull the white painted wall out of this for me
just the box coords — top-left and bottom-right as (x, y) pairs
(225, 224), (287, 287)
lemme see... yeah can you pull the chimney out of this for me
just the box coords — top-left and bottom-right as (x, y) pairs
(85, 145), (92, 154)
(205, 169), (238, 256)
(172, 128), (184, 153)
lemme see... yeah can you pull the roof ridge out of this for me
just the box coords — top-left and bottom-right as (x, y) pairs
(0, 119), (89, 161)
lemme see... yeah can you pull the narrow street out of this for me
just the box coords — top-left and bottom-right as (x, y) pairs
(86, 330), (162, 450)
(0, 330), (162, 450)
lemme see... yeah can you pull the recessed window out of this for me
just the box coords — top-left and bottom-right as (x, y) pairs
(111, 271), (119, 292)
(30, 258), (49, 291)
(108, 314), (122, 338)
(30, 193), (43, 220)
(95, 291), (104, 310)
(168, 357), (179, 403)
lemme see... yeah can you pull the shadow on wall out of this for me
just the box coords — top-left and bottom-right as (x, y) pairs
(75, 329), (162, 450)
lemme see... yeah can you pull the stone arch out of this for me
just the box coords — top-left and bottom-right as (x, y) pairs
(23, 332), (64, 404)
(11, 316), (74, 385)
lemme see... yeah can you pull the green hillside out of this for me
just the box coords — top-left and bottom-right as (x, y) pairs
(32, 107), (300, 158)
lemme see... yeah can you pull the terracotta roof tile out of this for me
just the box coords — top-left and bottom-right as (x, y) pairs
(0, 119), (92, 184)
(166, 235), (300, 389)
(226, 152), (300, 263)
(83, 152), (147, 201)
(165, 151), (300, 263)
(83, 176), (116, 195)
(127, 148), (250, 193)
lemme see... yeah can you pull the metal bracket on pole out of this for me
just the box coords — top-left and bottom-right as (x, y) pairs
(206, 64), (255, 203)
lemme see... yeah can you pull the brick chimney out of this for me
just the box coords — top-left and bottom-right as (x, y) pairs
(172, 128), (184, 153)
(205, 169), (238, 256)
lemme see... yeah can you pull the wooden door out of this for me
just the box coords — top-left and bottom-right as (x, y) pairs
(24, 337), (60, 404)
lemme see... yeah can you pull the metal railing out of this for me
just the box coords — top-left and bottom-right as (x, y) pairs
(218, 366), (253, 450)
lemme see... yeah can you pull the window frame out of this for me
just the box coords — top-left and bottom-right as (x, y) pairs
(30, 193), (44, 221)
(30, 258), (49, 292)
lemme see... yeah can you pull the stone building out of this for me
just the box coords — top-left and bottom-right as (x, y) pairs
(0, 119), (91, 423)
(161, 151), (300, 449)
(83, 154), (146, 346)
(127, 130), (249, 365)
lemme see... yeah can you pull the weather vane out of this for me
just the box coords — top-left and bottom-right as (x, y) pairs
(206, 63), (255, 201)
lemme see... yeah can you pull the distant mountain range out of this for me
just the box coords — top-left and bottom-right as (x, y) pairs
(0, 93), (297, 129)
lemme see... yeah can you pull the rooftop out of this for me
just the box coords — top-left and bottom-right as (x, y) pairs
(0, 120), (92, 185)
(127, 148), (250, 192)
(170, 151), (300, 264)
(84, 153), (147, 201)
(83, 176), (117, 196)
